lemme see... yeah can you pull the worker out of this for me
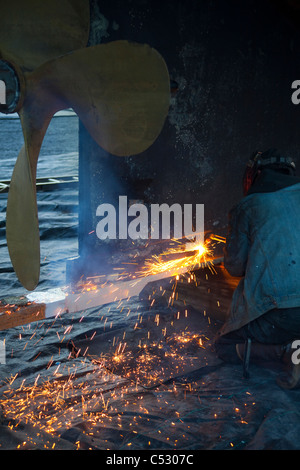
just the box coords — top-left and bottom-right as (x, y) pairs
(214, 148), (300, 389)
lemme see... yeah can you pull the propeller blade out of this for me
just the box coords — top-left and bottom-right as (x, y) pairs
(0, 0), (90, 71)
(6, 93), (60, 290)
(6, 144), (40, 291)
(6, 40), (170, 289)
(31, 40), (170, 156)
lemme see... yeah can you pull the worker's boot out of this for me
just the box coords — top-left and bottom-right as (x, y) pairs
(236, 342), (300, 389)
(276, 364), (300, 389)
(236, 342), (284, 363)
(234, 341), (286, 379)
(276, 343), (300, 390)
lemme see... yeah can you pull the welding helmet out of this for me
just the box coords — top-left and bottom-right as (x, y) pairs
(242, 148), (296, 196)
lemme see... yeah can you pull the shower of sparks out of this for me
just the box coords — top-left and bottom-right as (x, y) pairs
(0, 323), (212, 445)
(0, 317), (254, 450)
(0, 233), (246, 450)
(138, 234), (225, 279)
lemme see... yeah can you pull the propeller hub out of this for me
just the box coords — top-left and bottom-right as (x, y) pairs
(0, 60), (24, 114)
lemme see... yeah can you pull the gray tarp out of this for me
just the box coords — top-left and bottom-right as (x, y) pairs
(1, 287), (300, 450)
